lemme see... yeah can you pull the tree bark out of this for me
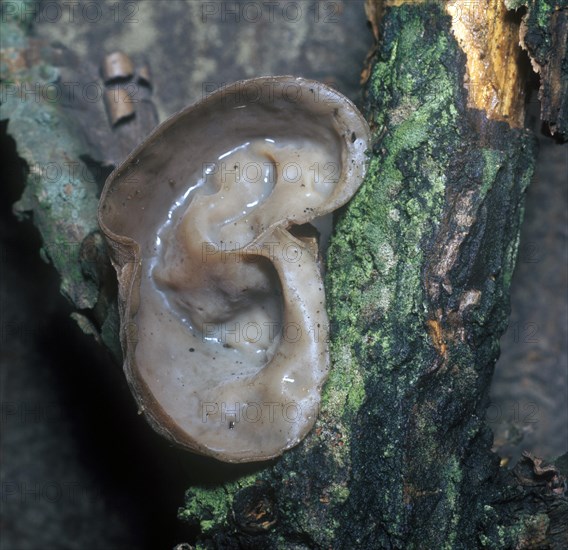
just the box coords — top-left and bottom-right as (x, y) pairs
(511, 0), (568, 139)
(177, 2), (566, 548)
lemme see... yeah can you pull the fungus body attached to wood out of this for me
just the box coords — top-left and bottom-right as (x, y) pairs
(99, 76), (370, 462)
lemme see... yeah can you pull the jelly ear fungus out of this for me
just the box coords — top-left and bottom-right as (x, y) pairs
(98, 76), (370, 462)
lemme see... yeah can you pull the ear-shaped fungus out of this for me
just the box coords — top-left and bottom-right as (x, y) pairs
(98, 76), (370, 462)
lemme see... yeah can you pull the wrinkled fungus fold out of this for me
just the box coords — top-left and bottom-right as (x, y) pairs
(99, 76), (370, 462)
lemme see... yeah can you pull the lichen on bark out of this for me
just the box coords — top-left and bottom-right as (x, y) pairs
(1, 9), (100, 311)
(175, 3), (556, 549)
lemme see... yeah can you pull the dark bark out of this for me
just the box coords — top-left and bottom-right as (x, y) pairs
(176, 3), (566, 548)
(508, 0), (568, 139)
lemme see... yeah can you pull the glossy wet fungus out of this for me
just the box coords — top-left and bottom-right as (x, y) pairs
(99, 76), (370, 462)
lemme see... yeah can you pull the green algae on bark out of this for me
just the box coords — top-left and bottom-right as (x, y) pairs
(1, 0), (140, 361)
(176, 4), (551, 548)
(327, 4), (535, 547)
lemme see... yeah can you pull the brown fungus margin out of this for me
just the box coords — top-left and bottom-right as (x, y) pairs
(98, 76), (371, 463)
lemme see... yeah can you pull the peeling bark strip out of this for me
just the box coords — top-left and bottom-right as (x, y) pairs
(446, 0), (528, 128)
(514, 0), (568, 138)
(177, 3), (565, 549)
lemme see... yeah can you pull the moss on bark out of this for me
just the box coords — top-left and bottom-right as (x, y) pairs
(174, 4), (559, 549)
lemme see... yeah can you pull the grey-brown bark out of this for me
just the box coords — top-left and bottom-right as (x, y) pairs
(509, 0), (568, 139)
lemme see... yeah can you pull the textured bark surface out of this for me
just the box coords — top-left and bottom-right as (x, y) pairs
(507, 0), (568, 139)
(175, 3), (565, 548)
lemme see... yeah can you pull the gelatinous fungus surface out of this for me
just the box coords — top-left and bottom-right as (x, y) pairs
(99, 76), (370, 462)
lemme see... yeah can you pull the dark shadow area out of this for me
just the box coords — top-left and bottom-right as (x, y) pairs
(1, 121), (194, 550)
(490, 85), (568, 465)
